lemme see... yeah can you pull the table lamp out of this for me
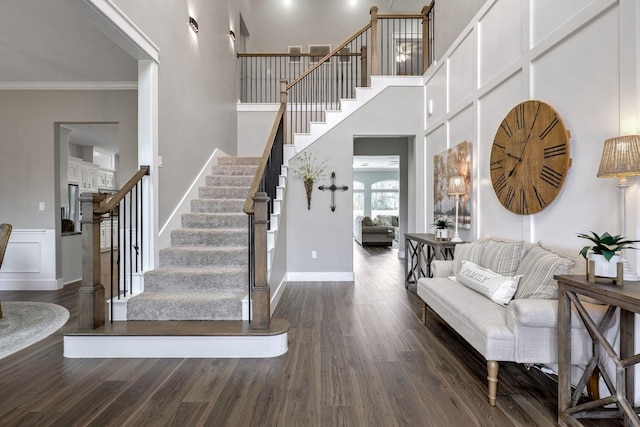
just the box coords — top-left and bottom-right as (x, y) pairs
(448, 175), (466, 243)
(597, 135), (640, 277)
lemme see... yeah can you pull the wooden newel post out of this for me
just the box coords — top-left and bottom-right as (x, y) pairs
(252, 192), (271, 329)
(421, 5), (430, 74)
(360, 45), (368, 87)
(370, 6), (379, 76)
(280, 78), (289, 145)
(78, 192), (106, 330)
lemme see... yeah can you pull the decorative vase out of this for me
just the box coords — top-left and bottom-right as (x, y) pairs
(304, 179), (313, 209)
(588, 253), (622, 278)
(436, 228), (448, 240)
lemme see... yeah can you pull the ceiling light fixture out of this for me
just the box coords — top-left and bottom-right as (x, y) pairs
(189, 16), (199, 33)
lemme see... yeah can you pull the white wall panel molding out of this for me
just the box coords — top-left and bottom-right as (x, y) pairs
(0, 229), (62, 291)
(0, 82), (138, 90)
(423, 0), (630, 248)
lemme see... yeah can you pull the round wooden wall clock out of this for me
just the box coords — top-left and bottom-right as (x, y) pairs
(490, 100), (571, 215)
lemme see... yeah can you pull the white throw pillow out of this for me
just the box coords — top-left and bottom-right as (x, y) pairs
(452, 242), (484, 275)
(456, 261), (522, 306)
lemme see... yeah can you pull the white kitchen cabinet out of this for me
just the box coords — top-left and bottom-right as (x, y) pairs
(100, 217), (119, 251)
(105, 171), (116, 189)
(97, 170), (117, 190)
(67, 160), (81, 184)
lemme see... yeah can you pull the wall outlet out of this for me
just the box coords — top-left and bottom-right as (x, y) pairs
(38, 202), (45, 211)
(311, 251), (317, 259)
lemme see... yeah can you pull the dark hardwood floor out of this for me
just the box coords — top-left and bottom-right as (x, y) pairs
(0, 243), (620, 426)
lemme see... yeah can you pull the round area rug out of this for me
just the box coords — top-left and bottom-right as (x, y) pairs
(0, 302), (70, 359)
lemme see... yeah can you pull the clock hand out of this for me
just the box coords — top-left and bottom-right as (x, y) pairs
(507, 103), (542, 177)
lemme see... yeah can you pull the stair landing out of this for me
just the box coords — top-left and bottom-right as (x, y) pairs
(62, 319), (289, 358)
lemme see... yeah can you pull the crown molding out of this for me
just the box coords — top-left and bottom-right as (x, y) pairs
(0, 82), (138, 90)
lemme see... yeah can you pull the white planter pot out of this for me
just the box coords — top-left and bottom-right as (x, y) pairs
(588, 253), (621, 278)
(436, 228), (448, 239)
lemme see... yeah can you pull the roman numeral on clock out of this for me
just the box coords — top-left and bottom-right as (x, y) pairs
(540, 165), (562, 188)
(544, 144), (566, 158)
(519, 190), (528, 214)
(539, 116), (559, 140)
(533, 186), (546, 209)
(500, 120), (513, 138)
(515, 103), (525, 129)
(504, 186), (515, 209)
(493, 174), (507, 195)
(490, 159), (504, 170)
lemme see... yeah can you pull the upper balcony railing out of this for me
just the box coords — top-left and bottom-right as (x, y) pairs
(238, 3), (434, 106)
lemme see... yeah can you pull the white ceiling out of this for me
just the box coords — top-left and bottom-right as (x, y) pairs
(62, 123), (119, 154)
(353, 155), (399, 171)
(0, 0), (137, 83)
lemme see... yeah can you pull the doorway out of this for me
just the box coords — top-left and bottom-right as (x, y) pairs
(353, 136), (410, 260)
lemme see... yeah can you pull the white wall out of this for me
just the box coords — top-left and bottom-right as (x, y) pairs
(237, 104), (279, 157)
(0, 90), (137, 229)
(249, 0), (427, 53)
(423, 0), (640, 269)
(286, 85), (422, 277)
(111, 0), (253, 228)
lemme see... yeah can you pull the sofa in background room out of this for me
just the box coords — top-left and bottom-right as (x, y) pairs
(353, 215), (398, 246)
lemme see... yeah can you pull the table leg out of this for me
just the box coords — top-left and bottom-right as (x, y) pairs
(620, 308), (635, 422)
(557, 284), (571, 426)
(404, 237), (409, 288)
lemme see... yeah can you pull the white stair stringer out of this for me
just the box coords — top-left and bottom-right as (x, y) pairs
(267, 164), (288, 278)
(292, 76), (423, 152)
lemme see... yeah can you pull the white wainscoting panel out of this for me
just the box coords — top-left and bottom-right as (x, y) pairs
(0, 229), (62, 290)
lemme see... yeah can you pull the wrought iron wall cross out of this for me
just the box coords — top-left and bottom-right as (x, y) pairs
(318, 172), (349, 212)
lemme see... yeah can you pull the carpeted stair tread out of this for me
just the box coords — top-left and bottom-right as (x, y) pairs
(144, 267), (247, 292)
(205, 175), (254, 187)
(199, 186), (251, 199)
(127, 291), (246, 321)
(211, 165), (258, 176)
(159, 246), (247, 267)
(190, 199), (244, 213)
(181, 212), (246, 229)
(171, 229), (248, 247)
(217, 157), (260, 166)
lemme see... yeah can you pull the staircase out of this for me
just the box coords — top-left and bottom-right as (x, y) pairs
(126, 156), (260, 321)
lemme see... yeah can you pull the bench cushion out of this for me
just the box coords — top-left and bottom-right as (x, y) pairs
(417, 277), (515, 361)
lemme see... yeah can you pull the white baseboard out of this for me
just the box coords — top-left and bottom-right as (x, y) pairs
(64, 333), (288, 358)
(286, 272), (354, 282)
(158, 149), (228, 250)
(0, 278), (63, 291)
(270, 276), (287, 315)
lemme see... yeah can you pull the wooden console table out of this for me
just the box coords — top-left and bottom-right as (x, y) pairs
(556, 274), (640, 426)
(404, 233), (460, 288)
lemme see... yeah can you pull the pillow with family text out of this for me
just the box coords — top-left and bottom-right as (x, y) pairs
(455, 261), (522, 306)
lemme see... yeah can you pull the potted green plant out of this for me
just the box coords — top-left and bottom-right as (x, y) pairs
(431, 216), (453, 240)
(577, 231), (640, 277)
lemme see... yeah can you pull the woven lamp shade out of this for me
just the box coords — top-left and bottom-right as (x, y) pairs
(448, 176), (466, 195)
(597, 135), (640, 178)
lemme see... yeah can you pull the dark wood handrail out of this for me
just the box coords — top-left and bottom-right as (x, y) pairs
(243, 103), (286, 215)
(422, 2), (435, 17)
(95, 166), (150, 215)
(287, 22), (372, 90)
(379, 13), (425, 19)
(286, 10), (424, 91)
(238, 52), (361, 58)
